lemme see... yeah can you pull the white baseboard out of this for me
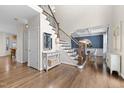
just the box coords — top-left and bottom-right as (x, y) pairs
(0, 54), (9, 57)
(16, 59), (27, 64)
(62, 62), (77, 67)
(121, 73), (124, 79)
(39, 67), (43, 71)
(77, 60), (87, 69)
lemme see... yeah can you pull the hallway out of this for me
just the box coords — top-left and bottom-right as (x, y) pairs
(0, 56), (124, 88)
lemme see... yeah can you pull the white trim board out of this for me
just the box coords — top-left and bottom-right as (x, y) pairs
(121, 73), (124, 79)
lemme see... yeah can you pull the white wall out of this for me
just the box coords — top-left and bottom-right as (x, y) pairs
(40, 12), (58, 70)
(16, 24), (25, 63)
(0, 32), (6, 56)
(40, 11), (58, 52)
(0, 24), (17, 35)
(55, 5), (113, 41)
(40, 14), (58, 52)
(111, 6), (124, 78)
(0, 32), (11, 56)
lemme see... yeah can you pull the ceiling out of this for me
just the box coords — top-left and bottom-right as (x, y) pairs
(0, 5), (39, 34)
(55, 5), (113, 35)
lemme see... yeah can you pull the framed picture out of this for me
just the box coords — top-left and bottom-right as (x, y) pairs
(43, 32), (52, 50)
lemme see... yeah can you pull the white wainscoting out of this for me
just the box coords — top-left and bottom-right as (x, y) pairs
(85, 48), (103, 56)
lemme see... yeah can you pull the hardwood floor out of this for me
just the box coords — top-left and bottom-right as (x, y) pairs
(0, 56), (124, 88)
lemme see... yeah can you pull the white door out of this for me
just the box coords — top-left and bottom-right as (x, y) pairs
(28, 28), (39, 70)
(23, 30), (28, 62)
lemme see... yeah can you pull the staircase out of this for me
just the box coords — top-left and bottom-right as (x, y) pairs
(40, 5), (80, 67)
(59, 40), (78, 66)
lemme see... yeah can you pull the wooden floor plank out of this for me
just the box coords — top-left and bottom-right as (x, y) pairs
(0, 56), (124, 88)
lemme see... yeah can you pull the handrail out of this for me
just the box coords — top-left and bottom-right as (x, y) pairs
(59, 28), (79, 46)
(48, 5), (60, 38)
(40, 5), (80, 46)
(43, 10), (53, 18)
(48, 5), (59, 25)
(47, 5), (79, 46)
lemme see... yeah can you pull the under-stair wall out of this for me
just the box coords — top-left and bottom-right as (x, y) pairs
(27, 5), (59, 70)
(59, 40), (78, 66)
(39, 8), (59, 70)
(38, 5), (79, 68)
